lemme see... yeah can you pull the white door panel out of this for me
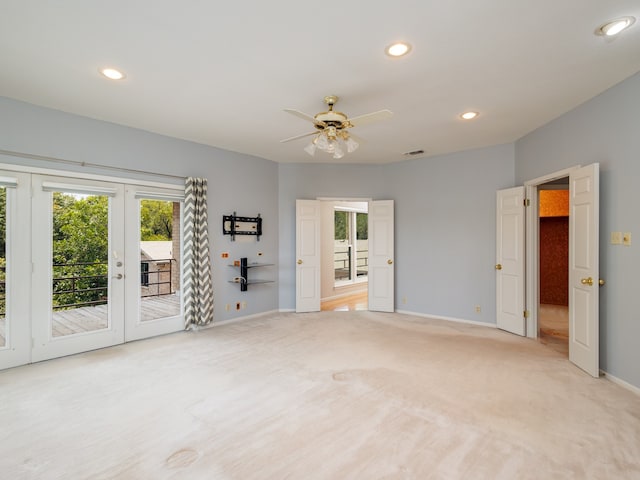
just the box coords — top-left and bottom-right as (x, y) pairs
(296, 200), (321, 312)
(368, 200), (394, 312)
(0, 171), (32, 370)
(496, 187), (525, 336)
(124, 186), (184, 341)
(31, 175), (125, 362)
(569, 163), (599, 377)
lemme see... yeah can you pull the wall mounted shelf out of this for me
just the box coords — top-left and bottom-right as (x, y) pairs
(229, 257), (274, 291)
(223, 212), (262, 241)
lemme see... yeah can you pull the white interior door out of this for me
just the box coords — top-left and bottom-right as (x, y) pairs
(0, 171), (32, 370)
(368, 200), (394, 312)
(124, 186), (184, 341)
(569, 163), (600, 377)
(496, 187), (526, 336)
(31, 175), (126, 362)
(296, 199), (321, 312)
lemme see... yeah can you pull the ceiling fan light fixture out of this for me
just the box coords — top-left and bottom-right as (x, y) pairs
(596, 16), (635, 36)
(344, 136), (359, 153)
(385, 42), (411, 57)
(304, 140), (317, 156)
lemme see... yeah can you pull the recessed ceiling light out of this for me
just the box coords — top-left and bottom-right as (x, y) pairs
(385, 42), (411, 57)
(595, 16), (635, 36)
(460, 111), (478, 120)
(99, 67), (126, 80)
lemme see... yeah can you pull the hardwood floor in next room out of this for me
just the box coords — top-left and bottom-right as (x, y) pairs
(321, 291), (368, 311)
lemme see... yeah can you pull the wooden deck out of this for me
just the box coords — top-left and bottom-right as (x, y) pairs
(0, 294), (181, 343)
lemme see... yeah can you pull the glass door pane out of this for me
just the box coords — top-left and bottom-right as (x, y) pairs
(356, 212), (368, 280)
(51, 192), (110, 337)
(139, 198), (181, 322)
(334, 210), (352, 282)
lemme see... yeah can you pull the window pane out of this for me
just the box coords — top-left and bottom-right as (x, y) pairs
(334, 210), (351, 281)
(51, 192), (109, 337)
(356, 212), (368, 278)
(139, 199), (181, 322)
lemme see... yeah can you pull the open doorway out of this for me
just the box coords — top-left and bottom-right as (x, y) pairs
(537, 179), (569, 356)
(320, 200), (368, 311)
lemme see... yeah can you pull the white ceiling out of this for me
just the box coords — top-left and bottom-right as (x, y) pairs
(2, 1), (639, 165)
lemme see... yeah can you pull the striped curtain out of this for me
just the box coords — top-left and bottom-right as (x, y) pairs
(183, 177), (214, 328)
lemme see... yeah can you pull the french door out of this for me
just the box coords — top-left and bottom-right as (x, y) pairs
(1, 171), (184, 368)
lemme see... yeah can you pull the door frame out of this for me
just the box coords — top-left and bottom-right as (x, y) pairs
(297, 197), (394, 312)
(0, 161), (185, 370)
(524, 166), (580, 338)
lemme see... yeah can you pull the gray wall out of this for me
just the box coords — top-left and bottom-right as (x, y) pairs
(0, 97), (280, 322)
(277, 144), (515, 322)
(515, 71), (640, 389)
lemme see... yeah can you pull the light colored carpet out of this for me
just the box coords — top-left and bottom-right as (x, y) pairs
(1, 311), (639, 479)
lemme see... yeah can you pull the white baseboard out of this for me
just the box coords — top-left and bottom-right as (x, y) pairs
(602, 371), (640, 396)
(212, 309), (281, 327)
(395, 309), (497, 329)
(279, 308), (295, 313)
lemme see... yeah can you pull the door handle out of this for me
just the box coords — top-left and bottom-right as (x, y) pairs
(495, 264), (502, 270)
(112, 273), (123, 280)
(297, 259), (303, 265)
(581, 277), (594, 286)
(387, 259), (393, 265)
(599, 279), (605, 286)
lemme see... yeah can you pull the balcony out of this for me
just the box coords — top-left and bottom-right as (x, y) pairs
(0, 260), (181, 343)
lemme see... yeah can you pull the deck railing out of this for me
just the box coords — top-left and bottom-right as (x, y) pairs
(334, 247), (368, 281)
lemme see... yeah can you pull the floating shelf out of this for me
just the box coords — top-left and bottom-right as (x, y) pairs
(228, 257), (274, 291)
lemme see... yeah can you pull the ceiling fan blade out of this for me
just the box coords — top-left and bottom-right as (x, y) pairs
(280, 131), (318, 143)
(347, 109), (393, 127)
(284, 109), (326, 127)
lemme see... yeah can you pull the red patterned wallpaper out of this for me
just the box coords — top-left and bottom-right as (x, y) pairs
(539, 217), (568, 305)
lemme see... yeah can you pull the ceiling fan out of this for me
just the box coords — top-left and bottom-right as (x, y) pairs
(280, 95), (393, 159)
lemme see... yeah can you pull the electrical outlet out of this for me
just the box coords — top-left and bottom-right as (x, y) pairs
(225, 304), (230, 312)
(257, 252), (263, 256)
(241, 301), (247, 309)
(611, 232), (622, 245)
(475, 305), (481, 314)
(402, 296), (407, 304)
(623, 232), (632, 246)
(221, 252), (229, 258)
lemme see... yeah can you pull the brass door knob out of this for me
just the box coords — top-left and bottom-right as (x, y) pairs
(387, 259), (393, 265)
(495, 264), (502, 270)
(581, 277), (594, 286)
(297, 259), (303, 265)
(599, 279), (605, 286)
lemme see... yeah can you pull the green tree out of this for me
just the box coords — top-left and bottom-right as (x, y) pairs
(52, 193), (109, 309)
(140, 200), (172, 240)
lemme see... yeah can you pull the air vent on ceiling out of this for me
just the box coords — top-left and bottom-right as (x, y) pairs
(403, 149), (425, 156)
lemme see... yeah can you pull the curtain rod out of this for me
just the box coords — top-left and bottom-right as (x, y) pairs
(0, 148), (186, 181)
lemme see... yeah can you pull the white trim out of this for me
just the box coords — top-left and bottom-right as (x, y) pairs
(602, 371), (640, 396)
(211, 309), (281, 327)
(134, 191), (185, 201)
(0, 176), (18, 188)
(279, 308), (295, 313)
(42, 181), (118, 196)
(317, 197), (373, 202)
(524, 165), (580, 339)
(0, 160), (183, 190)
(396, 310), (498, 328)
(524, 165), (580, 186)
